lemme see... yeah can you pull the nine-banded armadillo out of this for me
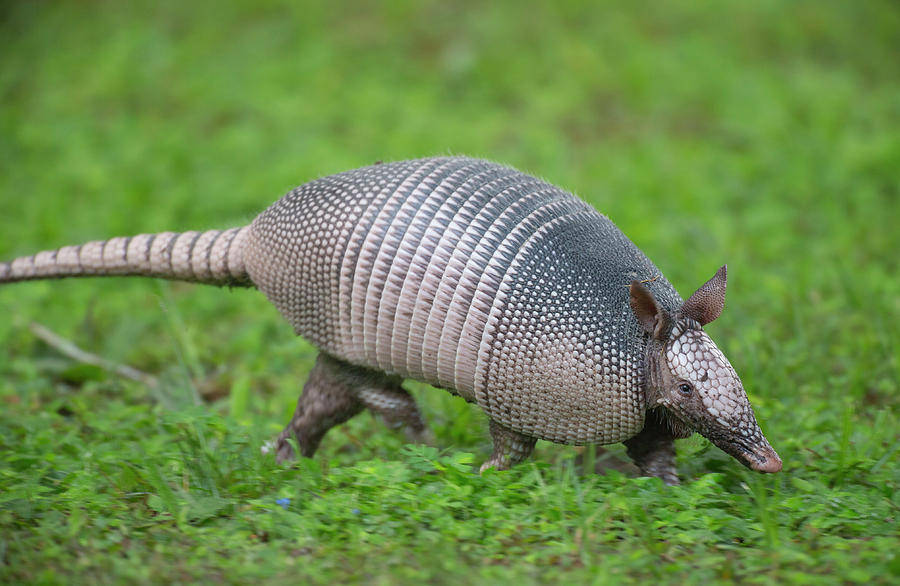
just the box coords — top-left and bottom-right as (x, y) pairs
(0, 156), (781, 484)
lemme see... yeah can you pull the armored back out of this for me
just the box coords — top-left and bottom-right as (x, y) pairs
(245, 157), (680, 444)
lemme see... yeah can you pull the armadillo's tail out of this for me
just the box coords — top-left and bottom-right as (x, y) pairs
(0, 226), (254, 288)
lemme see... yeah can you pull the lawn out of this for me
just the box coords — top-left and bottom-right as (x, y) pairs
(1, 1), (898, 583)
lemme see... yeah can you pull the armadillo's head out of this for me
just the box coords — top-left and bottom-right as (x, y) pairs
(629, 266), (782, 474)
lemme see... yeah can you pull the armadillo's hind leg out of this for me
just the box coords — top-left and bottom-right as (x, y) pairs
(480, 419), (538, 473)
(271, 352), (433, 463)
(271, 353), (365, 463)
(357, 385), (434, 446)
(623, 409), (680, 486)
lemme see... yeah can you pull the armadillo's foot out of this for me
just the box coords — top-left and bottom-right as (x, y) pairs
(273, 352), (365, 463)
(623, 410), (680, 486)
(480, 419), (537, 473)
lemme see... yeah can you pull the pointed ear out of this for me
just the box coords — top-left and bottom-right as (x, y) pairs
(681, 265), (727, 325)
(629, 280), (672, 339)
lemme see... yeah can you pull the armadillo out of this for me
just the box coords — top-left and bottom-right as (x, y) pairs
(0, 156), (781, 484)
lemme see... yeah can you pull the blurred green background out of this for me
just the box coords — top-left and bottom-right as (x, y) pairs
(1, 1), (898, 584)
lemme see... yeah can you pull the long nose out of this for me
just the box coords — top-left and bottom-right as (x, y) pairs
(749, 446), (782, 473)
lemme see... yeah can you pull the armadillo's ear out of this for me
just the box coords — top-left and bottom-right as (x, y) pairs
(681, 265), (727, 325)
(629, 280), (672, 340)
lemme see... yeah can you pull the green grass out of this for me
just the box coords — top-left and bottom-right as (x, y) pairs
(1, 0), (898, 583)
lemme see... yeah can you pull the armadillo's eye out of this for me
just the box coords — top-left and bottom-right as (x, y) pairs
(678, 383), (693, 396)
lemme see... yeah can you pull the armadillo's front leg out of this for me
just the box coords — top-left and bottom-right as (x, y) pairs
(480, 419), (538, 473)
(273, 353), (365, 463)
(623, 411), (680, 485)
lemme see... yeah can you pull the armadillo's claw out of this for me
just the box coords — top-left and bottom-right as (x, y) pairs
(479, 460), (503, 474)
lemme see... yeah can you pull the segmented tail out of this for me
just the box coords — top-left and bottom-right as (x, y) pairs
(0, 226), (253, 287)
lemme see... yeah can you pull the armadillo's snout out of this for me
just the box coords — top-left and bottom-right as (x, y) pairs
(714, 434), (783, 474)
(749, 447), (782, 473)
